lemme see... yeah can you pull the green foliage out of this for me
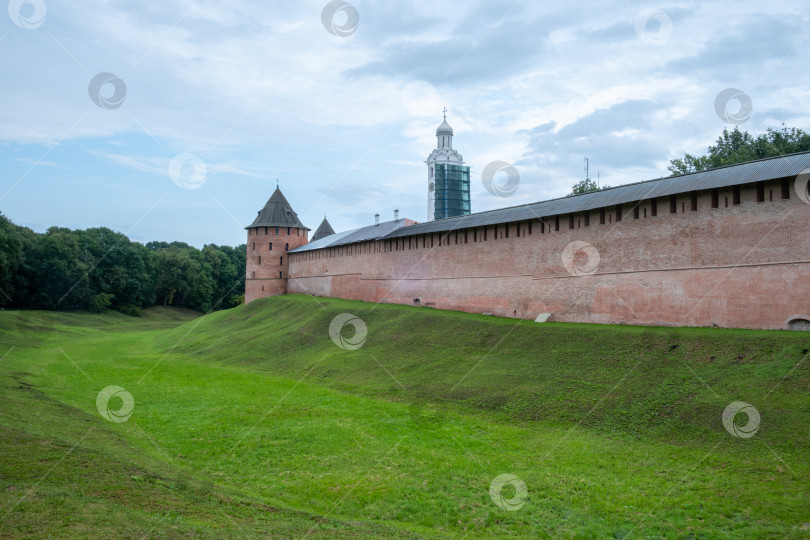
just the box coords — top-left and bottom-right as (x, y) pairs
(0, 213), (24, 306)
(0, 214), (244, 313)
(669, 125), (810, 175)
(1, 300), (807, 537)
(118, 304), (142, 317)
(88, 292), (114, 313)
(569, 178), (608, 195)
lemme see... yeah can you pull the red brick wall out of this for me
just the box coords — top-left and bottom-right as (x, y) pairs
(245, 225), (308, 304)
(287, 178), (810, 329)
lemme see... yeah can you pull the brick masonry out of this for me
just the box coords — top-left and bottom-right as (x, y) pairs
(252, 177), (810, 330)
(245, 225), (308, 304)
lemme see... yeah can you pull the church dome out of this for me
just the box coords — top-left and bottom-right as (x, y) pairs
(436, 118), (453, 135)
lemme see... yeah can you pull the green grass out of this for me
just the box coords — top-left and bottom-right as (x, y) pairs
(1, 296), (808, 538)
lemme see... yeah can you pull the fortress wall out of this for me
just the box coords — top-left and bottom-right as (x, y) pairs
(288, 178), (810, 329)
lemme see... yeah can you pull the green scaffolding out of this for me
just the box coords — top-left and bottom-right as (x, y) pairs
(434, 163), (471, 220)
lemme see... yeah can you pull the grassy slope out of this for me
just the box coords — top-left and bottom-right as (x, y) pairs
(1, 297), (808, 538)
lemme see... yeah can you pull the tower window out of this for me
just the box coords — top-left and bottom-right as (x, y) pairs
(258, 256), (261, 265)
(285, 243), (289, 251)
(287, 227), (290, 235)
(264, 227), (268, 234)
(275, 226), (279, 235)
(279, 271), (283, 279)
(252, 242), (255, 250)
(251, 271), (255, 278)
(280, 256), (283, 265)
(269, 242), (273, 250)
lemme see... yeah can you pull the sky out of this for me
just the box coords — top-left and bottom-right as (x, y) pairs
(1, 0), (808, 247)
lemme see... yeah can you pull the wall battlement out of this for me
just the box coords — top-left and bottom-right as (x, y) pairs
(283, 176), (810, 330)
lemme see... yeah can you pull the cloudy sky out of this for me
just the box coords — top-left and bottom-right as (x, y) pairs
(1, 0), (808, 247)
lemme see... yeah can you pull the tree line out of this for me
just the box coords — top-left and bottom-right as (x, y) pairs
(569, 125), (810, 195)
(668, 126), (810, 175)
(0, 213), (246, 314)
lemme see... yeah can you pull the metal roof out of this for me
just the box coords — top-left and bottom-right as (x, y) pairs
(311, 217), (336, 242)
(290, 219), (415, 253)
(246, 187), (309, 230)
(383, 151), (810, 238)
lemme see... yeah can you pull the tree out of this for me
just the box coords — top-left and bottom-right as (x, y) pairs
(669, 126), (810, 175)
(0, 213), (23, 306)
(28, 227), (91, 309)
(570, 178), (607, 196)
(0, 214), (243, 314)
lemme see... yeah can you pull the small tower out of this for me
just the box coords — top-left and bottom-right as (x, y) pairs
(311, 216), (336, 242)
(426, 109), (470, 221)
(244, 186), (309, 304)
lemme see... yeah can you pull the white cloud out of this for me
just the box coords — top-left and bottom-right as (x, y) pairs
(1, 0), (808, 246)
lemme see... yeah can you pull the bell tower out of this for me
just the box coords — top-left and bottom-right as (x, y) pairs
(426, 109), (470, 221)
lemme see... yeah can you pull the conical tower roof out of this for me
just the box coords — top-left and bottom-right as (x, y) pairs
(246, 187), (309, 230)
(311, 216), (336, 241)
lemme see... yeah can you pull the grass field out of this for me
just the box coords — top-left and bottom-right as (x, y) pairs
(1, 295), (808, 538)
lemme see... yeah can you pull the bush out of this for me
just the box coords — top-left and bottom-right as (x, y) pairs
(88, 292), (114, 313)
(118, 304), (142, 317)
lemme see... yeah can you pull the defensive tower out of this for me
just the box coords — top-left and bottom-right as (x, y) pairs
(244, 186), (309, 303)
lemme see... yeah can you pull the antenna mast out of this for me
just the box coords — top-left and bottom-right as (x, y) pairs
(584, 157), (590, 183)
